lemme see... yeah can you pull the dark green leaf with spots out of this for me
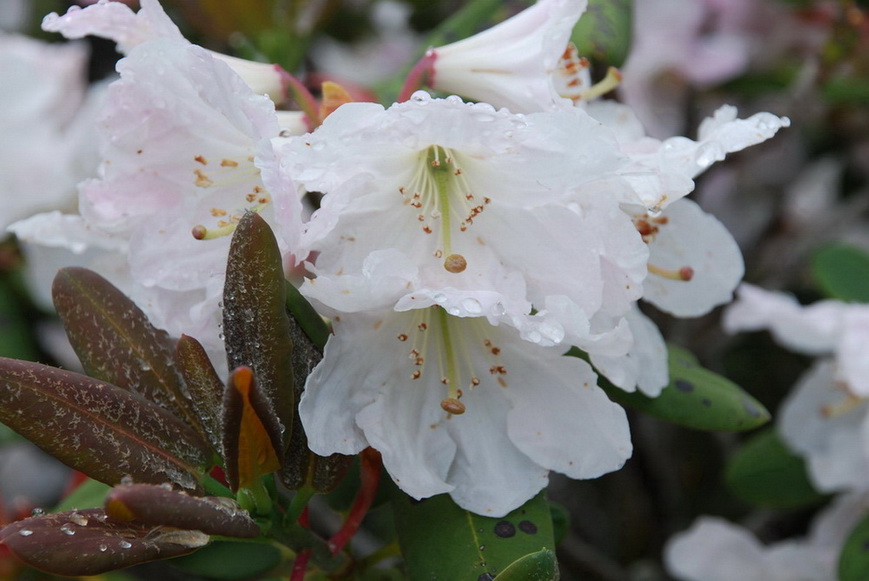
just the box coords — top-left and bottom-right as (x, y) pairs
(570, 0), (633, 67)
(571, 344), (771, 432)
(811, 243), (869, 303)
(839, 512), (869, 581)
(223, 212), (295, 451)
(725, 428), (826, 508)
(393, 490), (556, 580)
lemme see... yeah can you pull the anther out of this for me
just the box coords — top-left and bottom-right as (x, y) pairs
(648, 264), (694, 281)
(444, 253), (467, 273)
(440, 398), (466, 415)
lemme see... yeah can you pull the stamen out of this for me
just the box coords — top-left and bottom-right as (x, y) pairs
(579, 67), (622, 102)
(822, 394), (863, 418)
(648, 263), (694, 281)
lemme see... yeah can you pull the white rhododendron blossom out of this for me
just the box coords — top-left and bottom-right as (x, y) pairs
(299, 250), (632, 515)
(0, 33), (100, 230)
(11, 30), (306, 367)
(428, 0), (586, 113)
(42, 0), (290, 102)
(724, 283), (869, 396)
(665, 493), (869, 581)
(274, 92), (650, 352)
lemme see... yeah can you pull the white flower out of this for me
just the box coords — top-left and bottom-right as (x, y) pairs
(428, 0), (586, 112)
(665, 493), (869, 581)
(778, 360), (869, 493)
(42, 0), (289, 102)
(272, 92), (650, 353)
(299, 250), (632, 516)
(724, 283), (869, 396)
(0, 33), (99, 230)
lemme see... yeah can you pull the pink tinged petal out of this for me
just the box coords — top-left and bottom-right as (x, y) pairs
(723, 284), (847, 355)
(778, 360), (869, 493)
(430, 0), (586, 113)
(504, 345), (632, 480)
(42, 0), (183, 53)
(591, 306), (668, 396)
(641, 198), (744, 317)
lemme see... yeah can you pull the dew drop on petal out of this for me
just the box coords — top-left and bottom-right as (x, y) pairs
(491, 302), (506, 316)
(447, 307), (461, 316)
(432, 292), (447, 304)
(527, 330), (542, 344)
(410, 91), (431, 104)
(461, 298), (482, 315)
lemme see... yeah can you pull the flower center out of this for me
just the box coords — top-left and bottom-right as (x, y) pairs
(395, 306), (507, 415)
(399, 145), (491, 273)
(555, 43), (623, 104)
(189, 153), (271, 240)
(633, 213), (694, 282)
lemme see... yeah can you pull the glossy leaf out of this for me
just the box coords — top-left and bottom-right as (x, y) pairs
(393, 491), (556, 580)
(176, 334), (225, 454)
(222, 366), (283, 492)
(52, 267), (208, 441)
(725, 428), (825, 508)
(0, 508), (207, 576)
(574, 345), (771, 432)
(104, 483), (260, 538)
(0, 357), (210, 491)
(494, 549), (558, 581)
(285, 282), (331, 351)
(223, 212), (295, 450)
(811, 243), (869, 303)
(570, 0), (633, 67)
(169, 540), (285, 580)
(839, 512), (869, 581)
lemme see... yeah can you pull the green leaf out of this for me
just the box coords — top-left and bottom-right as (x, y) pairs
(0, 357), (211, 491)
(170, 540), (285, 580)
(570, 0), (633, 67)
(54, 478), (112, 512)
(285, 282), (331, 351)
(494, 549), (559, 581)
(572, 345), (770, 432)
(51, 268), (210, 443)
(0, 508), (207, 576)
(839, 512), (869, 581)
(224, 213), (295, 450)
(725, 428), (826, 508)
(393, 491), (556, 580)
(811, 243), (869, 303)
(0, 276), (38, 361)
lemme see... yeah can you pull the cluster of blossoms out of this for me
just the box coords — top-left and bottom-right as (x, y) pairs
(9, 0), (790, 516)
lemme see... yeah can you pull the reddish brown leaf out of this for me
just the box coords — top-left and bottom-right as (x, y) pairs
(175, 334), (225, 454)
(52, 267), (210, 443)
(223, 212), (295, 451)
(0, 509), (207, 576)
(105, 484), (260, 538)
(0, 358), (210, 491)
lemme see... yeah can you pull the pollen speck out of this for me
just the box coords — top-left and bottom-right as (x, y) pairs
(441, 398), (466, 415)
(194, 169), (213, 187)
(444, 254), (467, 273)
(220, 159), (239, 167)
(194, 155), (207, 165)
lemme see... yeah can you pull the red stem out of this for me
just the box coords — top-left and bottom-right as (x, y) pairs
(289, 549), (312, 581)
(398, 51), (437, 103)
(327, 448), (382, 555)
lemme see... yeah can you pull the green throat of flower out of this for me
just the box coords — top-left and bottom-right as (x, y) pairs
(400, 145), (491, 275)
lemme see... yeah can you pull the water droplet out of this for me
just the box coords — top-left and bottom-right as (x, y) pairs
(445, 95), (463, 105)
(461, 298), (482, 315)
(30, 508), (44, 517)
(69, 512), (88, 526)
(447, 307), (461, 316)
(119, 541), (132, 549)
(491, 303), (506, 316)
(527, 330), (542, 344)
(432, 292), (447, 304)
(121, 475), (134, 485)
(18, 529), (33, 537)
(99, 544), (108, 552)
(410, 91), (431, 104)
(646, 206), (663, 218)
(60, 523), (76, 536)
(695, 142), (723, 168)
